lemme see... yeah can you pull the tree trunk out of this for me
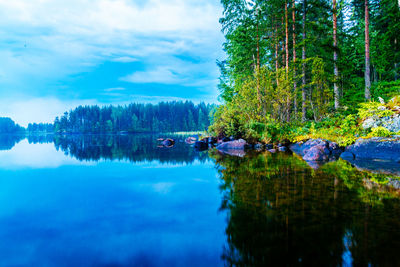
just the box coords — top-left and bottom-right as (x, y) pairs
(285, 2), (289, 73)
(275, 23), (280, 86)
(285, 2), (290, 122)
(395, 38), (398, 80)
(256, 19), (262, 111)
(365, 0), (371, 100)
(333, 0), (340, 109)
(302, 0), (307, 121)
(292, 0), (297, 117)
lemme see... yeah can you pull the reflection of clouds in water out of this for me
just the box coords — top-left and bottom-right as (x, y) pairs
(0, 139), (93, 169)
(152, 182), (175, 194)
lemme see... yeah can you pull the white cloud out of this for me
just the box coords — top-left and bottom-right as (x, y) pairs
(104, 87), (126, 92)
(111, 57), (138, 63)
(0, 0), (224, 118)
(121, 66), (182, 84)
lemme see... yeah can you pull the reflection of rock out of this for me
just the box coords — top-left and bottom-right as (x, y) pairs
(343, 158), (400, 177)
(344, 137), (400, 161)
(217, 149), (246, 157)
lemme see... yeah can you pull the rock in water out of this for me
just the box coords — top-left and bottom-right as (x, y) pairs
(290, 138), (343, 162)
(194, 141), (208, 151)
(303, 146), (330, 161)
(185, 137), (197, 144)
(216, 139), (250, 153)
(344, 137), (400, 161)
(161, 138), (175, 147)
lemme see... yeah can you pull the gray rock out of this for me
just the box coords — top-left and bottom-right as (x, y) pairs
(345, 137), (400, 161)
(362, 117), (378, 129)
(216, 139), (250, 152)
(268, 149), (277, 153)
(303, 146), (330, 161)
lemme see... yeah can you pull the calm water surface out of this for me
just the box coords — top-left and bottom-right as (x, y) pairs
(0, 134), (399, 266)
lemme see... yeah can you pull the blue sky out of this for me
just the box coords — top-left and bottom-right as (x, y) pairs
(0, 0), (224, 126)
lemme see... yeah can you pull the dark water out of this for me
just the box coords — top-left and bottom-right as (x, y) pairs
(0, 134), (400, 266)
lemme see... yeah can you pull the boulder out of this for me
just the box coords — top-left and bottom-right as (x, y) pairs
(216, 139), (250, 152)
(362, 117), (378, 129)
(344, 137), (400, 161)
(290, 138), (343, 162)
(290, 139), (328, 156)
(268, 149), (277, 153)
(185, 137), (197, 144)
(161, 138), (175, 147)
(303, 146), (330, 161)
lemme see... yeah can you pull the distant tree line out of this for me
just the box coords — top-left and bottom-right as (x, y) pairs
(27, 123), (54, 133)
(54, 101), (216, 134)
(0, 117), (24, 133)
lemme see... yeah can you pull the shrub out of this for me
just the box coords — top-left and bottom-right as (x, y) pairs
(368, 126), (393, 137)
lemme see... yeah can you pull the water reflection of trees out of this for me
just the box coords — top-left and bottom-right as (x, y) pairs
(0, 135), (24, 150)
(211, 151), (400, 266)
(39, 134), (209, 164)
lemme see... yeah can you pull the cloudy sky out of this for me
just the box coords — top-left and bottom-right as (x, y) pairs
(0, 0), (224, 126)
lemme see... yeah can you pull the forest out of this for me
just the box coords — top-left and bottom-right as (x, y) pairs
(53, 101), (215, 134)
(0, 117), (25, 134)
(210, 0), (400, 145)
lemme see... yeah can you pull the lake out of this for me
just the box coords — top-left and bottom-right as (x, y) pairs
(0, 134), (399, 266)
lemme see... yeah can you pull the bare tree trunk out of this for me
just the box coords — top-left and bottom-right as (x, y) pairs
(256, 19), (262, 111)
(275, 23), (280, 86)
(333, 0), (340, 109)
(292, 0), (297, 117)
(365, 0), (371, 100)
(285, 2), (289, 73)
(302, 0), (307, 121)
(395, 38), (398, 80)
(285, 2), (290, 122)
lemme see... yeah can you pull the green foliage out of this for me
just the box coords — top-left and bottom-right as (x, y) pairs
(358, 101), (395, 120)
(368, 127), (393, 138)
(371, 81), (400, 101)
